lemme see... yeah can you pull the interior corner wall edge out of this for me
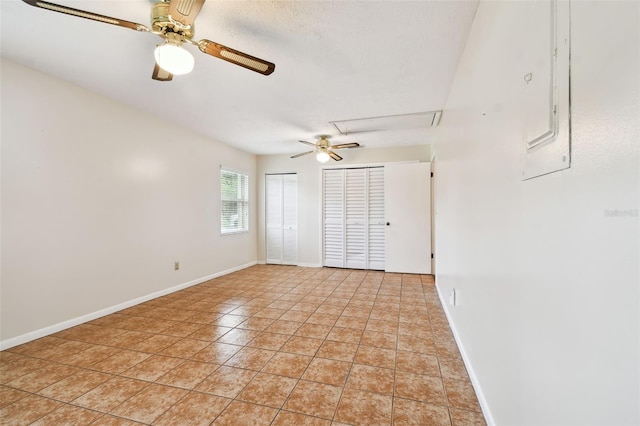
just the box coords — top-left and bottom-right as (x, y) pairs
(432, 1), (639, 425)
(0, 59), (259, 342)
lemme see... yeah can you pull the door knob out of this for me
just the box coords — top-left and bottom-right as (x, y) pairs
(386, 222), (390, 226)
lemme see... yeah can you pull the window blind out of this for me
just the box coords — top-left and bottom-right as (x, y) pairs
(220, 168), (249, 234)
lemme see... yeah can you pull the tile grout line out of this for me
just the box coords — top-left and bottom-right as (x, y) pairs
(424, 276), (456, 425)
(221, 269), (344, 425)
(390, 274), (403, 426)
(270, 273), (349, 424)
(330, 270), (385, 425)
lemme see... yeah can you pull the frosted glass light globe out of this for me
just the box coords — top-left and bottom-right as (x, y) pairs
(316, 151), (330, 163)
(154, 43), (194, 75)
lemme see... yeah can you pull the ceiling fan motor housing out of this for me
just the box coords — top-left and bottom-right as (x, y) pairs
(151, 2), (194, 39)
(317, 136), (331, 150)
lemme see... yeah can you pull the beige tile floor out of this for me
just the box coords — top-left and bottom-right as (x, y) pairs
(0, 265), (486, 425)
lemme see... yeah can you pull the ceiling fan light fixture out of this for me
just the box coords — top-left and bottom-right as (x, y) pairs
(316, 151), (330, 163)
(154, 42), (194, 75)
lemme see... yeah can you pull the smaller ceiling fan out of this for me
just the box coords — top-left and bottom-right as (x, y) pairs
(291, 135), (360, 162)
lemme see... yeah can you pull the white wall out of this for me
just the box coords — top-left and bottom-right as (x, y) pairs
(257, 145), (431, 266)
(1, 59), (258, 346)
(433, 1), (639, 425)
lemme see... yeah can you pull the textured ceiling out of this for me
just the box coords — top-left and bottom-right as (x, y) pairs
(1, 0), (478, 155)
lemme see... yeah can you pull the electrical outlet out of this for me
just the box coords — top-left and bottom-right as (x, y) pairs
(174, 261), (180, 271)
(449, 288), (457, 306)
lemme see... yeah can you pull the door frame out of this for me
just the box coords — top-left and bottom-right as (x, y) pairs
(430, 155), (436, 275)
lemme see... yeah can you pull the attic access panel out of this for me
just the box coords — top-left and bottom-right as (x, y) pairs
(330, 111), (442, 136)
(521, 0), (571, 180)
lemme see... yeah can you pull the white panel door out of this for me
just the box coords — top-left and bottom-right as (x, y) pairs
(385, 162), (431, 274)
(282, 174), (298, 265)
(345, 168), (367, 269)
(266, 174), (283, 264)
(368, 167), (385, 270)
(323, 169), (345, 267)
(266, 174), (297, 265)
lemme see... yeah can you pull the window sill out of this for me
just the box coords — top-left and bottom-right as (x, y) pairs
(221, 230), (249, 236)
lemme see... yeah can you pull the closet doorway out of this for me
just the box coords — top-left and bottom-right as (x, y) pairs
(323, 167), (385, 270)
(266, 173), (298, 265)
(322, 163), (431, 274)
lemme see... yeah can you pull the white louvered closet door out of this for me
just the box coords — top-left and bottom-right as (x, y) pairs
(323, 167), (385, 270)
(367, 167), (385, 270)
(323, 169), (345, 267)
(345, 169), (367, 269)
(266, 174), (297, 265)
(266, 174), (283, 264)
(282, 174), (298, 265)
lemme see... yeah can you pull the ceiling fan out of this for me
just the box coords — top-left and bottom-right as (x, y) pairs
(22, 0), (275, 81)
(291, 135), (360, 162)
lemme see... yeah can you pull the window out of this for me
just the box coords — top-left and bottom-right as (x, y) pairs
(220, 167), (249, 234)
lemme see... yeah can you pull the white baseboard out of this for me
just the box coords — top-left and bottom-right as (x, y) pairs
(256, 260), (322, 268)
(0, 261), (257, 351)
(436, 282), (495, 426)
(297, 262), (322, 268)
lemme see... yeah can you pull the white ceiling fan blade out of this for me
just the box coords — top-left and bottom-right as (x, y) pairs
(169, 0), (206, 27)
(328, 151), (343, 161)
(152, 63), (173, 81)
(198, 39), (275, 75)
(291, 151), (315, 159)
(22, 0), (149, 31)
(331, 143), (360, 149)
